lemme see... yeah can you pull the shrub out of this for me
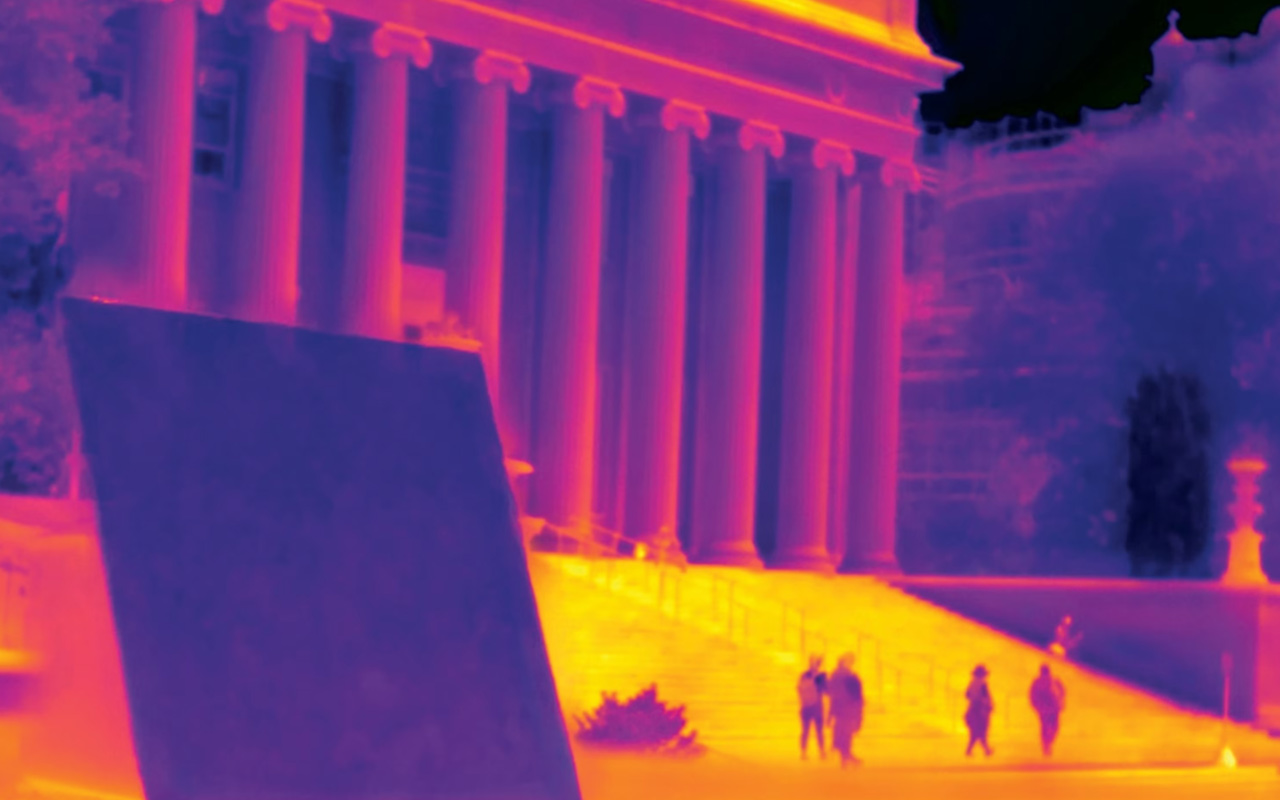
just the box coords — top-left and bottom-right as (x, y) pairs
(573, 684), (705, 757)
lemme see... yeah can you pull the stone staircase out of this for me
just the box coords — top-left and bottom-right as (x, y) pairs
(528, 550), (1280, 767)
(529, 554), (798, 756)
(529, 553), (958, 765)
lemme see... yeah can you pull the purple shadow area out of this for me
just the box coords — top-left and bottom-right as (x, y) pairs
(59, 299), (581, 800)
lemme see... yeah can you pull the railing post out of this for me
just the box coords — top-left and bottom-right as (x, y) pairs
(658, 561), (666, 611)
(673, 571), (681, 620)
(725, 581), (734, 637)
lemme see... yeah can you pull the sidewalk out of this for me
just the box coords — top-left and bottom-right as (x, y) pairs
(574, 748), (1280, 800)
(695, 729), (1280, 772)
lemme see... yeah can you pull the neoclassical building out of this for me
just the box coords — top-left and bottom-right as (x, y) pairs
(66, 0), (954, 572)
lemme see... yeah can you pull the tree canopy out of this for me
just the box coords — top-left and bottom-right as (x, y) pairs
(0, 0), (130, 495)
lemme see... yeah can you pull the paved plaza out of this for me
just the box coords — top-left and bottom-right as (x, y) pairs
(574, 749), (1280, 800)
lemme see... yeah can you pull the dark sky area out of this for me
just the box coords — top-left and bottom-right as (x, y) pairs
(917, 0), (1280, 127)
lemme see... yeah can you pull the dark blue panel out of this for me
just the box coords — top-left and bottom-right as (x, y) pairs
(60, 299), (580, 800)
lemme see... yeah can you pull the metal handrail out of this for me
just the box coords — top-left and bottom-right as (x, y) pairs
(528, 518), (980, 720)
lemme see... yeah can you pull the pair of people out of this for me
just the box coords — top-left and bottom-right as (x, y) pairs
(797, 653), (864, 768)
(963, 663), (1067, 758)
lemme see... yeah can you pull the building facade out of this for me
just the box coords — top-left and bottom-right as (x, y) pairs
(66, 0), (953, 572)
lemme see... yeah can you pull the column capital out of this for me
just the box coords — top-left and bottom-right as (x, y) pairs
(737, 120), (785, 158)
(259, 0), (332, 43)
(473, 51), (532, 94)
(563, 76), (626, 118)
(362, 22), (432, 68)
(878, 159), (923, 191)
(812, 139), (855, 176)
(660, 100), (711, 139)
(141, 0), (225, 13)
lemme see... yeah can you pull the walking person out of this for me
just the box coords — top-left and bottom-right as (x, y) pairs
(797, 654), (828, 760)
(827, 652), (865, 768)
(1029, 663), (1066, 757)
(964, 664), (995, 757)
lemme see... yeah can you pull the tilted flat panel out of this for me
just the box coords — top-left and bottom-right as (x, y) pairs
(58, 299), (580, 800)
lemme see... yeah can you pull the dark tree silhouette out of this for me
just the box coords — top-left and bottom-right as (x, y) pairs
(1124, 369), (1213, 577)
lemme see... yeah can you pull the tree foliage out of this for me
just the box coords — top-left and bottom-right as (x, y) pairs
(0, 0), (132, 244)
(943, 64), (1280, 574)
(1124, 369), (1213, 577)
(0, 312), (74, 496)
(0, 0), (130, 495)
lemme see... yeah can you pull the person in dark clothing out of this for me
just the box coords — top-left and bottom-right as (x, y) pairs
(828, 652), (865, 768)
(1029, 663), (1066, 756)
(797, 654), (828, 760)
(964, 664), (994, 757)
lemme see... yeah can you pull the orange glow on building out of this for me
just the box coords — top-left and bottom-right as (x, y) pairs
(720, 0), (925, 51)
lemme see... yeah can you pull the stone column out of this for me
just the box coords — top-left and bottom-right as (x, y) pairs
(840, 158), (917, 574)
(338, 24), (431, 340)
(446, 52), (532, 408)
(772, 140), (854, 571)
(689, 121), (784, 567)
(618, 100), (710, 552)
(529, 78), (625, 533)
(229, 0), (331, 326)
(131, 0), (223, 310)
(827, 175), (863, 563)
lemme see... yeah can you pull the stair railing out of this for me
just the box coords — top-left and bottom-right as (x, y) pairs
(530, 519), (976, 722)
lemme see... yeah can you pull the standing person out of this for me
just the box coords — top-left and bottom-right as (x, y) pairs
(964, 664), (994, 757)
(797, 655), (828, 760)
(1029, 663), (1066, 756)
(828, 652), (865, 768)
(1048, 615), (1083, 659)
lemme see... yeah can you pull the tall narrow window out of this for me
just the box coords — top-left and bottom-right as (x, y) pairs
(193, 65), (238, 184)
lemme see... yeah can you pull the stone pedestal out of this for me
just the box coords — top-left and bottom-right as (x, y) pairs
(1223, 457), (1271, 586)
